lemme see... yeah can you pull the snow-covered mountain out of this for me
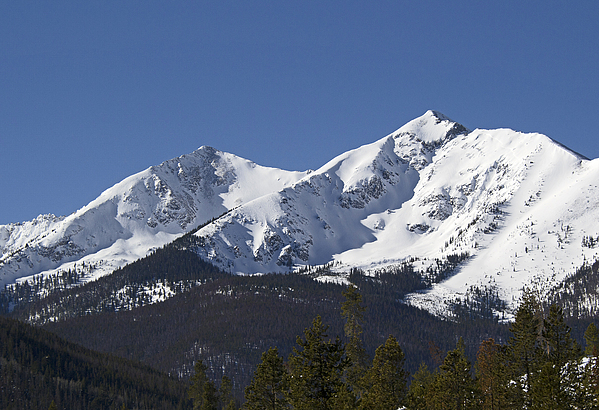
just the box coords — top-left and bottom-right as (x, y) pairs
(189, 110), (599, 316)
(0, 147), (306, 288)
(3, 110), (599, 319)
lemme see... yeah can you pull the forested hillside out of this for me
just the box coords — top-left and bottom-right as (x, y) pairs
(0, 315), (190, 409)
(31, 248), (509, 401)
(4, 223), (599, 406)
(232, 293), (599, 409)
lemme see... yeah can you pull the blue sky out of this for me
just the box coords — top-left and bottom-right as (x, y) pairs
(1, 1), (598, 225)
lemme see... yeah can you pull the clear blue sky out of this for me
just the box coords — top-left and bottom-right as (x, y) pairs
(1, 1), (598, 225)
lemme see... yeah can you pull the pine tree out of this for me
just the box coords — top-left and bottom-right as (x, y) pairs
(404, 363), (434, 410)
(505, 292), (542, 409)
(189, 359), (220, 410)
(584, 355), (599, 409)
(532, 304), (583, 410)
(475, 338), (508, 410)
(360, 335), (407, 410)
(200, 380), (219, 410)
(243, 347), (289, 410)
(541, 305), (580, 365)
(286, 315), (349, 410)
(220, 375), (236, 410)
(429, 338), (478, 410)
(585, 323), (599, 405)
(189, 360), (210, 410)
(341, 284), (369, 398)
(586, 323), (599, 356)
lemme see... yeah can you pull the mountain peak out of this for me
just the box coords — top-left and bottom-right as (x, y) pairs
(427, 109), (451, 121)
(3, 112), (598, 322)
(393, 110), (470, 143)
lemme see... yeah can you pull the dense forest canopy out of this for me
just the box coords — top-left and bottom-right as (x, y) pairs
(3, 228), (599, 408)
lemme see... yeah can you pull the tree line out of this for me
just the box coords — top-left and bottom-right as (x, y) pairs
(188, 286), (599, 410)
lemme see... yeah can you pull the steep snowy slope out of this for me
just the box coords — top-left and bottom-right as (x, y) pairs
(4, 110), (599, 320)
(190, 111), (599, 316)
(191, 111), (469, 272)
(402, 135), (599, 317)
(0, 147), (306, 288)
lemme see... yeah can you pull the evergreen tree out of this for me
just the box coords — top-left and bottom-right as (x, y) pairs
(360, 335), (407, 410)
(243, 347), (289, 410)
(585, 323), (599, 405)
(475, 338), (508, 410)
(189, 360), (210, 410)
(201, 380), (219, 410)
(219, 375), (236, 410)
(429, 338), (478, 410)
(540, 305), (580, 365)
(286, 315), (349, 410)
(532, 304), (583, 409)
(584, 355), (599, 409)
(586, 323), (599, 356)
(341, 285), (369, 397)
(404, 363), (434, 410)
(505, 292), (542, 409)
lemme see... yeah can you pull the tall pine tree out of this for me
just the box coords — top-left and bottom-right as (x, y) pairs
(286, 315), (349, 410)
(505, 291), (542, 409)
(404, 363), (435, 410)
(189, 360), (210, 410)
(360, 335), (408, 410)
(341, 284), (369, 398)
(200, 381), (219, 410)
(533, 304), (583, 410)
(476, 338), (509, 410)
(586, 323), (599, 356)
(220, 375), (236, 410)
(243, 347), (289, 410)
(429, 338), (477, 410)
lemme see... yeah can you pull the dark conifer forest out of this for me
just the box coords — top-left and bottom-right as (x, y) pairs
(2, 229), (599, 408)
(0, 315), (190, 409)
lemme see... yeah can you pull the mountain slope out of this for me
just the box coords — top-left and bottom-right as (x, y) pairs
(189, 111), (599, 316)
(0, 315), (190, 409)
(191, 110), (468, 272)
(0, 147), (306, 288)
(3, 110), (599, 319)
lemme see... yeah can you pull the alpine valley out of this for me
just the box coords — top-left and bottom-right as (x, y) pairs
(3, 110), (599, 400)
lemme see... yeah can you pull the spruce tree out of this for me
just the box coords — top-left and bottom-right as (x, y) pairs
(219, 375), (236, 410)
(360, 335), (407, 410)
(243, 347), (289, 410)
(533, 304), (583, 409)
(404, 363), (434, 410)
(584, 355), (599, 408)
(189, 360), (210, 410)
(585, 323), (599, 405)
(341, 284), (369, 398)
(505, 292), (542, 409)
(200, 380), (219, 410)
(475, 338), (510, 410)
(429, 338), (477, 410)
(586, 323), (599, 356)
(540, 305), (580, 365)
(286, 315), (349, 410)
